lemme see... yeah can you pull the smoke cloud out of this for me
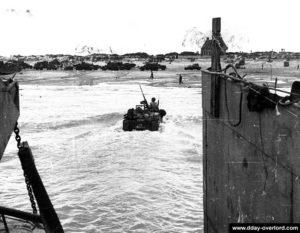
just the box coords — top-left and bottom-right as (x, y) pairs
(182, 27), (249, 52)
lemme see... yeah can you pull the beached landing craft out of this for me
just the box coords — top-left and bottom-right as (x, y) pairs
(0, 75), (64, 232)
(123, 86), (166, 131)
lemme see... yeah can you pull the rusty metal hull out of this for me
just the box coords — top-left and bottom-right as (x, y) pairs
(0, 79), (19, 160)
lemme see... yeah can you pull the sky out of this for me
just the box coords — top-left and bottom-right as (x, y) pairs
(1, 0), (300, 56)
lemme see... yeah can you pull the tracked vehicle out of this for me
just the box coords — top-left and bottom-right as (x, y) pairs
(123, 86), (166, 131)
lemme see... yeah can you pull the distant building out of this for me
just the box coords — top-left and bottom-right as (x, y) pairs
(164, 52), (178, 60)
(201, 37), (228, 56)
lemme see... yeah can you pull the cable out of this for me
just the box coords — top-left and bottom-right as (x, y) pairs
(224, 78), (243, 127)
(203, 69), (300, 118)
(246, 85), (300, 117)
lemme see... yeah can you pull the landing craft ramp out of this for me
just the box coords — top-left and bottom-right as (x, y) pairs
(0, 78), (19, 160)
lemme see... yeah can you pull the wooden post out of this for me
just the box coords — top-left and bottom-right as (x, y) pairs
(210, 17), (222, 117)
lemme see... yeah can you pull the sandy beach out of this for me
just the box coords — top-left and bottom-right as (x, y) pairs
(15, 58), (300, 89)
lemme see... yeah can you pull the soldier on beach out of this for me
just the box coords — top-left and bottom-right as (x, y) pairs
(150, 71), (154, 79)
(179, 74), (183, 85)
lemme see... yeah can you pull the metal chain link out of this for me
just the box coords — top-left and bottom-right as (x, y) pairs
(14, 122), (38, 214)
(13, 123), (22, 149)
(24, 173), (38, 214)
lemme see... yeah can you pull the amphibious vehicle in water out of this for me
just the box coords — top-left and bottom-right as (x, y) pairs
(123, 86), (166, 131)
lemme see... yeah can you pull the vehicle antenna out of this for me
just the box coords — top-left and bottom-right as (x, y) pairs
(139, 85), (149, 110)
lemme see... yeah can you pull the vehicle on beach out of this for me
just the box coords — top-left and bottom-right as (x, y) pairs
(184, 63), (201, 70)
(139, 62), (166, 71)
(101, 62), (136, 71)
(101, 62), (121, 71)
(123, 105), (166, 131)
(74, 62), (100, 70)
(64, 65), (74, 70)
(123, 86), (167, 131)
(121, 62), (136, 70)
(33, 60), (62, 70)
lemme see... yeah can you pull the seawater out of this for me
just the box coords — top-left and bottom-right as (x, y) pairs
(0, 77), (203, 233)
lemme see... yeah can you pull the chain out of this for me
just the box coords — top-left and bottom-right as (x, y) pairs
(24, 173), (38, 214)
(14, 122), (38, 214)
(14, 122), (22, 149)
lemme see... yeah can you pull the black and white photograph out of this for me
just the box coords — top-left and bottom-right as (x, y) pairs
(1, 0), (300, 232)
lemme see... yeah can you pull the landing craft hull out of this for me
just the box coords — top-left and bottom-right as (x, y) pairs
(0, 79), (19, 160)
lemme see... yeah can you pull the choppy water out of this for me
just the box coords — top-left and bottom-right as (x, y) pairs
(0, 76), (203, 232)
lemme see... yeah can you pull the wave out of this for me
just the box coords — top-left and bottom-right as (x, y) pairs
(165, 115), (202, 126)
(161, 114), (202, 143)
(50, 112), (123, 130)
(22, 112), (123, 133)
(21, 113), (201, 136)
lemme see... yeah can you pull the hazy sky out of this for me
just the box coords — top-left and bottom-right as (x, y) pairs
(1, 0), (300, 56)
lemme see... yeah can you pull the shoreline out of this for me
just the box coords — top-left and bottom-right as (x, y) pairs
(11, 58), (300, 90)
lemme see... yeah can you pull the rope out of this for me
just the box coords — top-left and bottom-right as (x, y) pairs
(212, 34), (226, 55)
(268, 87), (300, 97)
(246, 85), (300, 117)
(279, 99), (300, 106)
(202, 69), (300, 118)
(223, 64), (243, 80)
(224, 79), (243, 127)
(203, 69), (300, 97)
(203, 70), (246, 83)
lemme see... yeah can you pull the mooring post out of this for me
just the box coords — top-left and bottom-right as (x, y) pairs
(210, 17), (222, 117)
(18, 142), (64, 233)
